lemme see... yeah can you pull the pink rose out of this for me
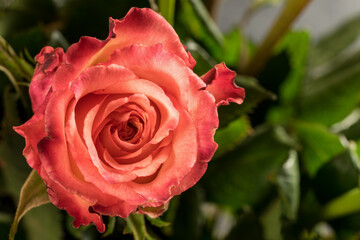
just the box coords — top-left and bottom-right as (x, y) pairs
(14, 8), (244, 232)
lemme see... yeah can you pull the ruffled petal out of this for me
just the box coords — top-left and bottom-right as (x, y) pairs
(30, 47), (64, 111)
(201, 63), (245, 106)
(42, 168), (105, 232)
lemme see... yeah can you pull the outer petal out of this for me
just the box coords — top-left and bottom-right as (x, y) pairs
(188, 71), (218, 162)
(99, 8), (195, 68)
(30, 47), (64, 111)
(42, 168), (105, 232)
(13, 112), (45, 171)
(201, 63), (245, 106)
(55, 7), (195, 92)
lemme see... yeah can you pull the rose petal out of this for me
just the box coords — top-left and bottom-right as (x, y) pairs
(99, 8), (195, 68)
(42, 168), (105, 232)
(30, 47), (64, 111)
(103, 44), (190, 108)
(129, 111), (197, 202)
(201, 63), (245, 106)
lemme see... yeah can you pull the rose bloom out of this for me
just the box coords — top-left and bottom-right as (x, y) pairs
(14, 8), (244, 232)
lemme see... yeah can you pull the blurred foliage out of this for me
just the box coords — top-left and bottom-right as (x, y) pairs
(1, 0), (360, 239)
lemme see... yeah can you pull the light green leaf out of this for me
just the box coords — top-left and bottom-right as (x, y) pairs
(23, 204), (62, 240)
(102, 217), (116, 237)
(322, 188), (360, 221)
(203, 125), (294, 210)
(9, 170), (50, 240)
(294, 121), (345, 177)
(276, 150), (300, 220)
(146, 216), (170, 228)
(125, 214), (154, 240)
(260, 199), (283, 240)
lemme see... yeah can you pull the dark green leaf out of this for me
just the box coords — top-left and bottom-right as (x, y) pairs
(0, 88), (30, 198)
(226, 210), (264, 240)
(203, 125), (294, 210)
(172, 188), (204, 240)
(185, 39), (216, 76)
(276, 150), (300, 220)
(9, 170), (50, 240)
(294, 121), (345, 177)
(313, 144), (360, 204)
(214, 116), (251, 158)
(336, 109), (360, 141)
(218, 76), (276, 128)
(299, 53), (360, 126)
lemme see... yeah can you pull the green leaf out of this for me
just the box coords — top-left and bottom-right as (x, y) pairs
(322, 188), (360, 221)
(299, 51), (360, 126)
(9, 170), (50, 240)
(184, 39), (216, 76)
(260, 199), (283, 240)
(275, 31), (310, 104)
(336, 109), (360, 141)
(294, 121), (345, 177)
(218, 76), (276, 128)
(158, 0), (176, 26)
(171, 188), (204, 240)
(267, 31), (310, 124)
(309, 14), (360, 67)
(203, 125), (294, 210)
(176, 0), (223, 59)
(23, 204), (62, 240)
(125, 214), (154, 240)
(313, 143), (360, 204)
(226, 211), (264, 240)
(102, 217), (116, 237)
(214, 116), (251, 158)
(276, 150), (300, 220)
(0, 88), (30, 198)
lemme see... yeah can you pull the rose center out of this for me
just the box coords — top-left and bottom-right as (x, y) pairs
(118, 122), (138, 141)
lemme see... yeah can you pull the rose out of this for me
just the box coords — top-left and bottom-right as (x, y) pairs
(14, 8), (244, 232)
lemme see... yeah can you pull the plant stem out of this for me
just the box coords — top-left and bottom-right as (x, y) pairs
(243, 0), (313, 76)
(322, 188), (360, 220)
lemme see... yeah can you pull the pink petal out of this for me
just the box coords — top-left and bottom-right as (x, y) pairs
(128, 111), (198, 202)
(103, 44), (191, 108)
(30, 47), (64, 111)
(42, 168), (105, 232)
(188, 71), (218, 162)
(107, 8), (195, 68)
(201, 63), (245, 106)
